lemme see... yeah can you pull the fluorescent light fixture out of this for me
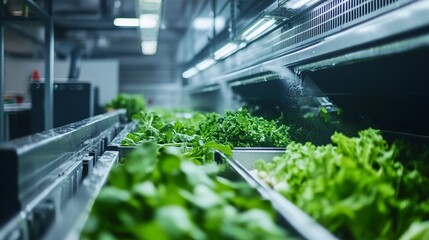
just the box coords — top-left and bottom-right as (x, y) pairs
(195, 59), (216, 71)
(12, 10), (23, 16)
(114, 18), (139, 27)
(215, 18), (226, 31)
(141, 41), (158, 55)
(193, 18), (211, 30)
(241, 18), (277, 42)
(193, 17), (225, 30)
(214, 43), (240, 60)
(140, 14), (159, 29)
(285, 0), (321, 9)
(182, 68), (199, 79)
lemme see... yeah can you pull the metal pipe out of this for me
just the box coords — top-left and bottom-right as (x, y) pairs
(0, 2), (5, 141)
(44, 0), (54, 130)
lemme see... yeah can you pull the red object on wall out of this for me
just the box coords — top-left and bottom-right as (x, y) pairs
(32, 70), (40, 81)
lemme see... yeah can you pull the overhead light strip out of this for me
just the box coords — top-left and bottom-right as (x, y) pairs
(285, 0), (321, 9)
(140, 14), (159, 29)
(241, 18), (277, 42)
(139, 0), (163, 55)
(182, 68), (199, 79)
(195, 59), (216, 71)
(182, 14), (285, 79)
(114, 18), (139, 27)
(214, 43), (240, 60)
(141, 41), (158, 55)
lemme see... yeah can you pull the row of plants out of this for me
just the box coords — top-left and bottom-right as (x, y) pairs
(103, 96), (429, 239)
(82, 143), (294, 239)
(252, 128), (429, 240)
(86, 103), (297, 239)
(122, 108), (291, 149)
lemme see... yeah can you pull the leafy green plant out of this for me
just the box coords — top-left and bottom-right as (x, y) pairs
(122, 111), (200, 146)
(253, 128), (429, 240)
(150, 108), (207, 130)
(199, 108), (291, 148)
(82, 143), (291, 240)
(121, 110), (234, 165)
(105, 94), (146, 120)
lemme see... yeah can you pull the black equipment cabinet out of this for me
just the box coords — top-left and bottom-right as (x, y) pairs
(31, 82), (93, 133)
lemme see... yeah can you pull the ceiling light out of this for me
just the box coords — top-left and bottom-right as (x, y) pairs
(241, 18), (277, 42)
(214, 43), (240, 60)
(193, 17), (225, 30)
(114, 18), (139, 27)
(215, 18), (226, 31)
(193, 18), (211, 30)
(182, 68), (199, 79)
(141, 41), (158, 55)
(195, 59), (216, 71)
(11, 11), (23, 16)
(285, 0), (321, 9)
(140, 14), (159, 29)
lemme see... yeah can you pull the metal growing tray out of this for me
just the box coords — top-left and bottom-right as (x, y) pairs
(224, 148), (338, 240)
(106, 120), (138, 152)
(44, 151), (119, 240)
(44, 150), (303, 239)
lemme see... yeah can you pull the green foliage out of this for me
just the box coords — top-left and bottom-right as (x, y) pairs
(399, 221), (429, 240)
(105, 94), (146, 120)
(199, 108), (291, 148)
(150, 108), (207, 129)
(122, 111), (200, 146)
(253, 128), (429, 240)
(122, 108), (292, 164)
(82, 143), (290, 240)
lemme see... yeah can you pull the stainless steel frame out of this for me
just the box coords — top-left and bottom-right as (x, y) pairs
(0, 110), (124, 239)
(0, 2), (5, 142)
(0, 0), (55, 136)
(44, 151), (119, 240)
(106, 120), (138, 152)
(224, 149), (339, 240)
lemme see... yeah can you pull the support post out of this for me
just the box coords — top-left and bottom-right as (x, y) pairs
(0, 1), (5, 141)
(44, 0), (54, 130)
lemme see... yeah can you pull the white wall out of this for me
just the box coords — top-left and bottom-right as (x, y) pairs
(4, 58), (119, 105)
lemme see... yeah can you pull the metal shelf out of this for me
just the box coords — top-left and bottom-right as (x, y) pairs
(0, 0), (54, 142)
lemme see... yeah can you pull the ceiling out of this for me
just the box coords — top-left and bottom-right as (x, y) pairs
(52, 0), (199, 58)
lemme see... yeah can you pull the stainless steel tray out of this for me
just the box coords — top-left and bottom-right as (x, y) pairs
(44, 151), (119, 240)
(106, 120), (140, 159)
(232, 148), (285, 169)
(106, 120), (138, 152)
(225, 149), (338, 240)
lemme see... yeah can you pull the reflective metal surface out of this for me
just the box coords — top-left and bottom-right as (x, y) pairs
(0, 2), (4, 142)
(106, 120), (138, 151)
(44, 0), (54, 131)
(0, 110), (124, 234)
(44, 151), (119, 240)
(226, 149), (339, 240)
